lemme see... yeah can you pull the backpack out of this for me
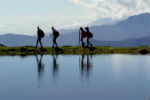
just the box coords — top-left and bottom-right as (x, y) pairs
(39, 29), (45, 38)
(54, 30), (59, 38)
(89, 32), (93, 38)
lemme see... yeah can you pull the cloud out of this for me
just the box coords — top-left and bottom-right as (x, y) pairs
(68, 0), (81, 5)
(0, 24), (6, 28)
(69, 0), (150, 21)
(63, 21), (83, 29)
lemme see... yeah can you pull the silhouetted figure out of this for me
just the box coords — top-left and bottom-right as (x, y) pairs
(80, 55), (92, 81)
(51, 27), (59, 48)
(85, 27), (93, 47)
(79, 27), (87, 47)
(35, 26), (45, 49)
(81, 55), (85, 71)
(52, 54), (59, 81)
(36, 54), (44, 87)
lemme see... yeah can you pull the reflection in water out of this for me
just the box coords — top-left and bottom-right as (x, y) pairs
(36, 54), (44, 80)
(0, 55), (149, 99)
(35, 54), (59, 86)
(79, 55), (93, 82)
(36, 54), (45, 87)
(52, 54), (59, 81)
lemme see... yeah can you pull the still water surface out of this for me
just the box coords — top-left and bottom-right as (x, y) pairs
(0, 54), (149, 100)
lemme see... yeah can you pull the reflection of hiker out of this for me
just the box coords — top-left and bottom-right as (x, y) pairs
(36, 54), (44, 82)
(81, 55), (85, 71)
(81, 55), (91, 73)
(52, 54), (59, 80)
(85, 27), (93, 47)
(80, 55), (92, 81)
(79, 27), (87, 47)
(51, 27), (59, 48)
(35, 26), (45, 49)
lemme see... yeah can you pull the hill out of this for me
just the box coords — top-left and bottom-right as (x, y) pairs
(90, 13), (150, 41)
(0, 13), (149, 47)
(0, 34), (149, 47)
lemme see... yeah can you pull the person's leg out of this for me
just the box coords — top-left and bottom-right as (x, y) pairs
(39, 38), (43, 48)
(89, 39), (92, 47)
(81, 38), (85, 47)
(88, 38), (92, 47)
(87, 37), (89, 47)
(35, 38), (39, 48)
(55, 38), (58, 48)
(52, 38), (54, 48)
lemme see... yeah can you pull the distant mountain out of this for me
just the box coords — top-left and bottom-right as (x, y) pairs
(91, 36), (150, 47)
(0, 43), (5, 47)
(0, 34), (36, 47)
(89, 18), (119, 26)
(60, 13), (150, 41)
(0, 33), (78, 47)
(90, 13), (150, 41)
(0, 13), (149, 47)
(0, 34), (149, 47)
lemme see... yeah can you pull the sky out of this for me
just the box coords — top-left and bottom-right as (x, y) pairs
(0, 0), (149, 35)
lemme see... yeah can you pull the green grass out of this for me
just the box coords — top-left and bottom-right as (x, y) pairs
(0, 46), (149, 56)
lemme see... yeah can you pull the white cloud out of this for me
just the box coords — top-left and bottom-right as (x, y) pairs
(69, 0), (150, 21)
(63, 21), (83, 29)
(0, 24), (6, 28)
(68, 0), (81, 5)
(0, 0), (149, 35)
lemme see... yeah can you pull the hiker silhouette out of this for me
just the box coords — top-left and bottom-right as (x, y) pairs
(35, 26), (45, 49)
(50, 27), (59, 48)
(51, 54), (59, 81)
(79, 27), (87, 47)
(79, 54), (93, 81)
(85, 27), (93, 47)
(36, 54), (44, 88)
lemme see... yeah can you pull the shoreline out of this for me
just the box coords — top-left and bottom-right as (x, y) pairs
(0, 46), (149, 56)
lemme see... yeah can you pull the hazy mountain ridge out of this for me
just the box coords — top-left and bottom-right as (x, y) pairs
(0, 13), (149, 47)
(0, 34), (149, 47)
(91, 36), (150, 47)
(90, 13), (150, 41)
(89, 18), (119, 26)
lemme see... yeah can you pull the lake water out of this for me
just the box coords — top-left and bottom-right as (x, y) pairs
(0, 54), (149, 100)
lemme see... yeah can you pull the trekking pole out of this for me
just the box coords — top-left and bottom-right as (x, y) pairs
(50, 33), (53, 40)
(79, 30), (80, 45)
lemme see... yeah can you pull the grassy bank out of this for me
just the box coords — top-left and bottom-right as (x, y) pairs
(0, 46), (149, 56)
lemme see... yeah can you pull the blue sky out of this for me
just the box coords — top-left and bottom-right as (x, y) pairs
(0, 0), (149, 35)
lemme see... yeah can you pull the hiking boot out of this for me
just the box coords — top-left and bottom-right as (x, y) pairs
(86, 45), (89, 48)
(56, 46), (58, 48)
(40, 47), (43, 50)
(90, 44), (93, 47)
(82, 43), (85, 47)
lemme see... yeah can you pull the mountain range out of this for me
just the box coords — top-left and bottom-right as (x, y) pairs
(0, 13), (149, 47)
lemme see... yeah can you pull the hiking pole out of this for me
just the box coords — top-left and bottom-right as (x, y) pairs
(50, 33), (53, 40)
(79, 30), (80, 45)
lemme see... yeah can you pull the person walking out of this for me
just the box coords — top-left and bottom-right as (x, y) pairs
(85, 27), (93, 47)
(79, 27), (87, 47)
(35, 26), (45, 49)
(51, 27), (59, 48)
